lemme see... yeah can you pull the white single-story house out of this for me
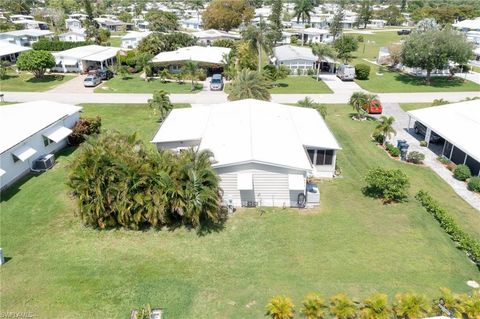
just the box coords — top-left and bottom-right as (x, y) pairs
(12, 19), (49, 30)
(0, 101), (82, 191)
(94, 17), (132, 32)
(151, 99), (341, 208)
(272, 45), (317, 74)
(368, 19), (386, 28)
(191, 29), (241, 45)
(0, 29), (54, 46)
(68, 13), (88, 21)
(65, 18), (82, 31)
(453, 17), (480, 32)
(151, 45), (231, 75)
(0, 40), (31, 62)
(290, 15), (330, 29)
(121, 31), (152, 49)
(297, 28), (333, 44)
(466, 31), (480, 45)
(180, 18), (203, 30)
(52, 45), (122, 73)
(9, 15), (34, 22)
(58, 30), (86, 42)
(407, 100), (480, 176)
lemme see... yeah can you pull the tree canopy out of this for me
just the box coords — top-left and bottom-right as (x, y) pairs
(145, 10), (179, 32)
(333, 35), (359, 63)
(137, 32), (197, 55)
(16, 50), (55, 78)
(202, 0), (255, 31)
(227, 69), (271, 101)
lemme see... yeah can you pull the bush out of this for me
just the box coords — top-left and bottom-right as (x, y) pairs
(357, 35), (364, 42)
(453, 164), (471, 181)
(355, 63), (371, 80)
(307, 68), (315, 76)
(420, 140), (428, 147)
(467, 176), (480, 192)
(385, 143), (400, 157)
(32, 39), (93, 51)
(416, 191), (480, 263)
(437, 156), (450, 165)
(68, 117), (102, 146)
(407, 151), (425, 164)
(364, 167), (410, 203)
(446, 162), (456, 171)
(372, 132), (385, 144)
(296, 68), (302, 76)
(432, 98), (449, 106)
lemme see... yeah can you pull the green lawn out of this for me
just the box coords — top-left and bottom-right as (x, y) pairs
(95, 74), (203, 94)
(109, 36), (122, 47)
(0, 73), (75, 92)
(1, 104), (479, 318)
(269, 76), (332, 94)
(400, 103), (435, 112)
(350, 31), (404, 60)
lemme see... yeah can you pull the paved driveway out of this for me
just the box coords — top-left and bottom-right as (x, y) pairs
(47, 74), (97, 94)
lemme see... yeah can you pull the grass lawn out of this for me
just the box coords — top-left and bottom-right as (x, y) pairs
(109, 36), (122, 47)
(349, 31), (404, 61)
(94, 74), (203, 94)
(0, 73), (75, 92)
(400, 103), (435, 112)
(1, 104), (479, 318)
(269, 76), (332, 94)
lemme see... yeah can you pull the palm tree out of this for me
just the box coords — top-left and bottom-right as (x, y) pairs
(374, 116), (396, 145)
(228, 69), (271, 101)
(188, 0), (204, 24)
(148, 90), (173, 121)
(266, 295), (295, 319)
(182, 60), (199, 91)
(349, 92), (376, 120)
(394, 293), (430, 319)
(301, 293), (326, 319)
(294, 0), (315, 24)
(460, 290), (480, 319)
(311, 43), (336, 80)
(330, 293), (357, 319)
(241, 19), (272, 72)
(360, 293), (391, 319)
(158, 69), (170, 83)
(297, 97), (328, 119)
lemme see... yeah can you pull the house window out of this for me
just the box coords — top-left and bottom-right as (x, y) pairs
(316, 150), (325, 165)
(12, 154), (19, 163)
(324, 150), (334, 165)
(43, 136), (52, 147)
(314, 149), (334, 165)
(307, 149), (315, 163)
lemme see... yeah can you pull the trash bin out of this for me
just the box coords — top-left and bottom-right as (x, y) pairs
(397, 139), (407, 149)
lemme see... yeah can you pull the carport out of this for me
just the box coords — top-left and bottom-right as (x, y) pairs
(407, 100), (480, 176)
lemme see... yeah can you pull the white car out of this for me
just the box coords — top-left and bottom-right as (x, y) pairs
(336, 64), (356, 81)
(83, 75), (101, 87)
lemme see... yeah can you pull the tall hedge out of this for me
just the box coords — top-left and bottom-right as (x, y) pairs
(416, 190), (480, 264)
(32, 39), (94, 51)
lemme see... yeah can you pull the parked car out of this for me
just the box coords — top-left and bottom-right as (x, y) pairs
(336, 64), (355, 81)
(210, 74), (224, 91)
(83, 75), (102, 87)
(97, 69), (114, 80)
(363, 99), (383, 114)
(397, 29), (411, 35)
(413, 121), (442, 143)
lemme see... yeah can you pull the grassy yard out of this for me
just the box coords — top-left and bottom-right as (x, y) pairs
(400, 103), (435, 112)
(269, 76), (332, 94)
(0, 73), (75, 92)
(1, 104), (479, 318)
(109, 36), (122, 47)
(94, 74), (203, 94)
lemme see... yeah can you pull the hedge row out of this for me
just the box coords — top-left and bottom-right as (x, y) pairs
(32, 39), (93, 51)
(415, 190), (480, 264)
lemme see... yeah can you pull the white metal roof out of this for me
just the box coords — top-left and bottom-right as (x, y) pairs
(408, 100), (480, 162)
(191, 29), (241, 40)
(298, 28), (330, 35)
(0, 101), (82, 154)
(152, 99), (341, 171)
(0, 40), (31, 57)
(273, 45), (317, 62)
(121, 31), (152, 40)
(53, 45), (122, 62)
(453, 17), (480, 30)
(0, 29), (53, 37)
(151, 46), (231, 65)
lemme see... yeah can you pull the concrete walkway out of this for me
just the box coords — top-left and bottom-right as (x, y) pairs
(381, 102), (480, 211)
(454, 72), (480, 85)
(317, 73), (366, 94)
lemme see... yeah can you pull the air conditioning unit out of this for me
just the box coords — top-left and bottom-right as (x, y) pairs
(31, 154), (55, 172)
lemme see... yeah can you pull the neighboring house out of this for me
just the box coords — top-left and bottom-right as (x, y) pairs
(121, 31), (152, 49)
(466, 31), (480, 45)
(368, 19), (386, 28)
(12, 19), (49, 30)
(0, 29), (54, 46)
(191, 29), (241, 45)
(272, 45), (317, 74)
(94, 17), (132, 32)
(65, 18), (82, 30)
(68, 13), (88, 21)
(407, 100), (480, 176)
(0, 101), (82, 191)
(59, 30), (86, 42)
(278, 32), (295, 45)
(290, 15), (330, 29)
(297, 28), (333, 44)
(474, 47), (480, 61)
(9, 15), (34, 22)
(151, 45), (231, 75)
(151, 100), (341, 207)
(180, 18), (203, 30)
(453, 17), (480, 32)
(0, 40), (31, 62)
(52, 45), (122, 73)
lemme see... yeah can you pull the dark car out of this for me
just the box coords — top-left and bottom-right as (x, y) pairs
(397, 29), (411, 35)
(413, 121), (442, 143)
(97, 69), (114, 80)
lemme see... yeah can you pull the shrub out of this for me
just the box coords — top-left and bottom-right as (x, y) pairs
(296, 68), (302, 76)
(467, 176), (480, 193)
(68, 117), (102, 146)
(453, 164), (471, 181)
(432, 98), (449, 106)
(32, 39), (93, 51)
(364, 167), (410, 203)
(446, 162), (456, 171)
(437, 156), (450, 165)
(385, 143), (400, 157)
(212, 39), (237, 49)
(416, 191), (480, 263)
(357, 35), (364, 42)
(419, 140), (428, 147)
(373, 132), (385, 144)
(355, 63), (371, 80)
(407, 151), (425, 164)
(307, 68), (315, 76)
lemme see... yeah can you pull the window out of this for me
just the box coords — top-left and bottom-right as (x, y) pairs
(316, 150), (325, 165)
(324, 150), (334, 165)
(314, 149), (334, 166)
(43, 136), (52, 147)
(12, 154), (19, 163)
(307, 149), (315, 163)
